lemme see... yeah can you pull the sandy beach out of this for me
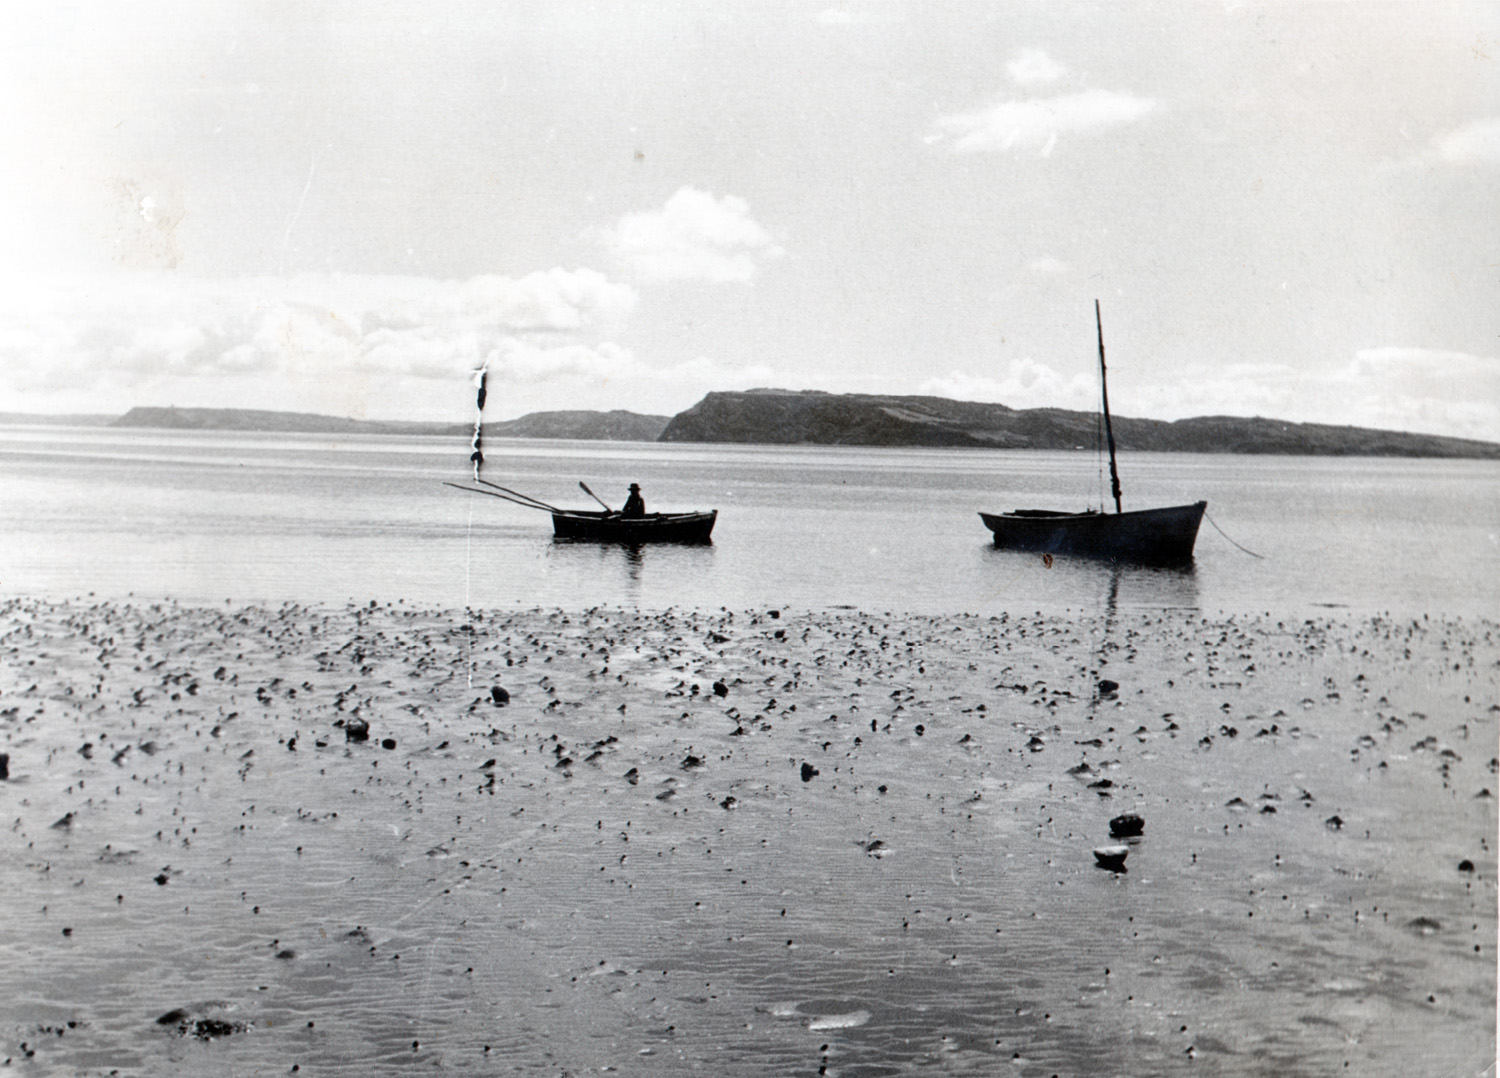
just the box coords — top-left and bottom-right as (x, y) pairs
(1, 597), (1494, 1076)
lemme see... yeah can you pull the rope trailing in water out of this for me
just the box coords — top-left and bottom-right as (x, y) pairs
(1205, 511), (1265, 558)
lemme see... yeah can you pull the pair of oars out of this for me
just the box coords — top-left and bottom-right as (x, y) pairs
(442, 478), (559, 513)
(443, 478), (616, 514)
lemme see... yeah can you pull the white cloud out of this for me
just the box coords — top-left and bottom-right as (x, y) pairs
(1006, 49), (1066, 86)
(932, 89), (1157, 155)
(815, 8), (866, 25)
(1433, 117), (1500, 166)
(1027, 255), (1070, 277)
(605, 187), (784, 283)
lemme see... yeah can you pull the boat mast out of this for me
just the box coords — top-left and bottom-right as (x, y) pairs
(1096, 299), (1123, 514)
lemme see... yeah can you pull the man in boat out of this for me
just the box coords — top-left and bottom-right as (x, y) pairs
(621, 483), (646, 518)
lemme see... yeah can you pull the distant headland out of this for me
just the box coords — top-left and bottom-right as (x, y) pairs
(3, 392), (1496, 458)
(659, 390), (1500, 458)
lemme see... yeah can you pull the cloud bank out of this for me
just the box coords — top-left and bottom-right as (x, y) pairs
(918, 347), (1499, 444)
(0, 268), (639, 409)
(0, 265), (830, 419)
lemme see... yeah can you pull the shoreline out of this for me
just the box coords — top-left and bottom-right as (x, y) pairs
(2, 596), (1494, 1075)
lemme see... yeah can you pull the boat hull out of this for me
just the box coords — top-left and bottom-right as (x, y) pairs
(979, 501), (1206, 565)
(551, 509), (717, 544)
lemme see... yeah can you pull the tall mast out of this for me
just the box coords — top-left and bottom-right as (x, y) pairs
(1096, 299), (1122, 514)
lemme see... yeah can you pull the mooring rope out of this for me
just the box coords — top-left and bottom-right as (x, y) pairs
(1205, 511), (1265, 559)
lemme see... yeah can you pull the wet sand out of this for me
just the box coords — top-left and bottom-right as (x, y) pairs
(1, 597), (1494, 1076)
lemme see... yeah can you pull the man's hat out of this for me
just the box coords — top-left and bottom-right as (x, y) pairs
(629, 483), (640, 490)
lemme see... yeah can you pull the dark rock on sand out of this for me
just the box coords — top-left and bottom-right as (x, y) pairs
(0, 751), (8, 780)
(490, 686), (510, 706)
(156, 1004), (245, 1040)
(1109, 813), (1145, 838)
(192, 1018), (240, 1040)
(801, 762), (819, 782)
(381, 738), (397, 750)
(345, 718), (370, 742)
(1098, 679), (1120, 698)
(1458, 859), (1475, 872)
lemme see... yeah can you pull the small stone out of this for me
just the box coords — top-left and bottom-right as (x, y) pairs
(800, 762), (819, 782)
(1109, 813), (1145, 838)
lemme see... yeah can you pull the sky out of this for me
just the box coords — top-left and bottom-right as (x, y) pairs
(1, 0), (1497, 440)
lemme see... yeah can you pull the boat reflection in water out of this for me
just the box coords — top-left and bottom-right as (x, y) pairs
(544, 537), (716, 598)
(980, 546), (1201, 613)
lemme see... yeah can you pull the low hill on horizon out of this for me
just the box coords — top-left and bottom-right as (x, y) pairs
(658, 389), (1500, 459)
(483, 409), (671, 440)
(109, 406), (669, 440)
(113, 407), (463, 435)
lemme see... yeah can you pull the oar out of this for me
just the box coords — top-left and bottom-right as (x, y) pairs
(474, 478), (564, 513)
(443, 482), (556, 512)
(578, 481), (613, 512)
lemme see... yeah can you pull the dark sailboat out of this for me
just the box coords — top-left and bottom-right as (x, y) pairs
(979, 302), (1206, 565)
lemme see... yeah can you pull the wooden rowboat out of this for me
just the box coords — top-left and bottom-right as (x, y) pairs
(445, 477), (716, 544)
(550, 508), (717, 544)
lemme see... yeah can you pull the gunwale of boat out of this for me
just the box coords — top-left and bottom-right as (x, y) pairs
(982, 500), (1206, 524)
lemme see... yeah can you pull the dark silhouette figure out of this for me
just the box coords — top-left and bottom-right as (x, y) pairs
(621, 483), (646, 518)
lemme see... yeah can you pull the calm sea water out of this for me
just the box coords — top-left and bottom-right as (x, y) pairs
(1, 424), (1496, 616)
